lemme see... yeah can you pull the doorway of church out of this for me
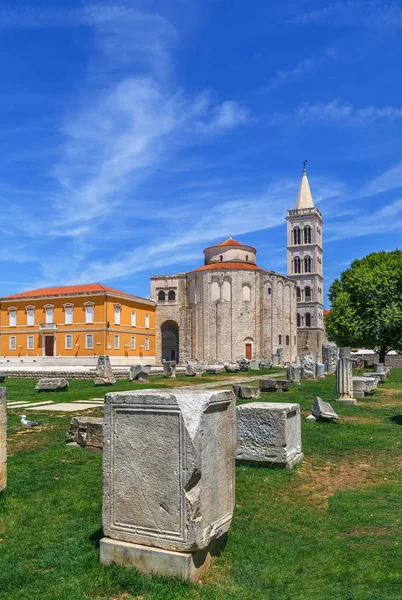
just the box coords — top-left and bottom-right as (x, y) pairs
(161, 320), (179, 363)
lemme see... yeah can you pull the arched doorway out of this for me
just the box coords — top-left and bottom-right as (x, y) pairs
(161, 320), (179, 363)
(244, 337), (254, 360)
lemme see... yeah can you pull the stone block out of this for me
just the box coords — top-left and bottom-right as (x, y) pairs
(272, 354), (279, 367)
(322, 343), (338, 374)
(205, 365), (225, 374)
(185, 362), (204, 377)
(35, 377), (69, 392)
(249, 359), (260, 370)
(363, 372), (386, 383)
(232, 385), (261, 400)
(339, 347), (351, 358)
(277, 347), (284, 365)
(336, 357), (356, 404)
(93, 377), (116, 386)
(311, 397), (339, 422)
(305, 414), (317, 422)
(130, 365), (151, 382)
(373, 362), (385, 374)
(163, 361), (176, 378)
(352, 376), (377, 398)
(301, 353), (315, 379)
(259, 360), (273, 370)
(260, 379), (290, 393)
(66, 416), (103, 451)
(101, 389), (235, 571)
(238, 360), (250, 371)
(0, 387), (6, 492)
(236, 402), (303, 468)
(287, 363), (301, 384)
(224, 363), (240, 373)
(315, 363), (325, 378)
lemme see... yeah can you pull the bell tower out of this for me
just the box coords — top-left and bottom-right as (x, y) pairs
(286, 162), (324, 357)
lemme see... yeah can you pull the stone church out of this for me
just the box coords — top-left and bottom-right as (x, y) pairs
(151, 166), (324, 363)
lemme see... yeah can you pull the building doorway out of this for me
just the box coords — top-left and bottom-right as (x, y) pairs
(161, 321), (179, 363)
(44, 335), (55, 357)
(244, 337), (253, 360)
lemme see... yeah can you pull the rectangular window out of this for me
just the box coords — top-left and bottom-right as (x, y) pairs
(9, 336), (16, 350)
(114, 334), (120, 350)
(130, 336), (136, 350)
(85, 334), (93, 349)
(65, 334), (73, 350)
(131, 311), (136, 327)
(9, 311), (16, 327)
(145, 337), (149, 351)
(27, 335), (34, 350)
(65, 306), (73, 325)
(27, 309), (35, 326)
(114, 306), (121, 325)
(45, 308), (53, 324)
(85, 305), (94, 324)
(145, 314), (150, 329)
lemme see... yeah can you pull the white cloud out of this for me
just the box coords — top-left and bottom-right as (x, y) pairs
(298, 99), (402, 123)
(362, 162), (402, 197)
(264, 46), (337, 91)
(291, 1), (402, 28)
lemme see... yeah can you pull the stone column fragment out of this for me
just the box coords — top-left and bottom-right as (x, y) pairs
(336, 357), (356, 404)
(100, 389), (236, 580)
(287, 363), (301, 384)
(322, 343), (338, 374)
(163, 361), (176, 378)
(0, 387), (7, 492)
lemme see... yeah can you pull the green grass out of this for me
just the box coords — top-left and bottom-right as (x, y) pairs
(1, 370), (401, 599)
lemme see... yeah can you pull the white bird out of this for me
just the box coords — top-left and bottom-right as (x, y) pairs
(21, 414), (40, 427)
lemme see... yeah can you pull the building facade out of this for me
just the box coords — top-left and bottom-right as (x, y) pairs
(0, 284), (156, 363)
(151, 238), (298, 364)
(286, 165), (324, 357)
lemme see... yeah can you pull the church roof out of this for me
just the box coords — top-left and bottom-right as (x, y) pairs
(295, 168), (315, 210)
(190, 262), (263, 273)
(216, 237), (243, 247)
(204, 237), (257, 253)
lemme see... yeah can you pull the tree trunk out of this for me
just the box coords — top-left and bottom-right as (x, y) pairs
(379, 346), (386, 363)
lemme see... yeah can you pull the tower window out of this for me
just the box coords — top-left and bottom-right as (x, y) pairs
(293, 227), (301, 245)
(304, 226), (312, 244)
(246, 255), (248, 261)
(305, 286), (311, 301)
(305, 313), (311, 327)
(267, 287), (271, 296)
(168, 290), (176, 301)
(304, 257), (312, 273)
(278, 335), (282, 346)
(297, 313), (301, 327)
(220, 255), (223, 262)
(296, 286), (301, 300)
(286, 335), (290, 346)
(294, 257), (301, 274)
(158, 290), (166, 301)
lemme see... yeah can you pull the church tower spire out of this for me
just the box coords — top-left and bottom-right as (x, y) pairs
(286, 163), (324, 357)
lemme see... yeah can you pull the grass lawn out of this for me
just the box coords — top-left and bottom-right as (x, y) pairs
(0, 370), (401, 599)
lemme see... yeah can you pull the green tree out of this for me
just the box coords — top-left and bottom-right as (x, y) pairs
(324, 250), (402, 362)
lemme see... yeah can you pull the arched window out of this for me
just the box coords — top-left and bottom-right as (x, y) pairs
(220, 255), (223, 262)
(278, 334), (282, 346)
(294, 257), (301, 274)
(242, 284), (251, 302)
(168, 290), (176, 301)
(293, 227), (301, 245)
(158, 290), (166, 301)
(286, 335), (290, 346)
(304, 256), (312, 273)
(211, 280), (220, 302)
(305, 286), (311, 301)
(296, 286), (301, 300)
(297, 313), (301, 327)
(304, 226), (312, 244)
(246, 255), (249, 261)
(305, 313), (311, 327)
(267, 287), (271, 296)
(222, 278), (231, 302)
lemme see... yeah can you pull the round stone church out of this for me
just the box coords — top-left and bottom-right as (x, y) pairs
(150, 237), (298, 364)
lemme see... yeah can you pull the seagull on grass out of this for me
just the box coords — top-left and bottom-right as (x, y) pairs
(21, 415), (40, 427)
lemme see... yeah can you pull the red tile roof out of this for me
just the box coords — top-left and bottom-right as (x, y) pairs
(323, 309), (331, 316)
(204, 237), (257, 253)
(216, 237), (243, 247)
(190, 262), (263, 273)
(2, 283), (139, 300)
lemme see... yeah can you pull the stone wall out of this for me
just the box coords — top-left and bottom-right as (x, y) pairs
(354, 353), (402, 369)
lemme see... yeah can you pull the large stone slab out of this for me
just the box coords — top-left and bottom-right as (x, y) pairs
(352, 376), (377, 398)
(232, 385), (261, 400)
(236, 402), (303, 468)
(260, 379), (290, 393)
(205, 365), (225, 374)
(35, 378), (69, 392)
(311, 397), (339, 422)
(0, 388), (6, 492)
(27, 402), (100, 412)
(100, 389), (236, 579)
(315, 363), (325, 378)
(66, 416), (103, 451)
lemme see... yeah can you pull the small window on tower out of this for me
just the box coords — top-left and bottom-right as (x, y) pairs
(220, 255), (223, 262)
(246, 255), (248, 261)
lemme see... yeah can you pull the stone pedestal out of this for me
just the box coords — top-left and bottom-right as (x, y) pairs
(100, 389), (236, 580)
(272, 354), (279, 367)
(315, 363), (325, 378)
(322, 343), (338, 374)
(236, 402), (303, 468)
(287, 363), (301, 384)
(94, 355), (116, 385)
(373, 362), (385, 374)
(0, 388), (6, 492)
(352, 376), (377, 398)
(336, 357), (356, 404)
(163, 361), (176, 378)
(249, 359), (260, 370)
(185, 362), (204, 377)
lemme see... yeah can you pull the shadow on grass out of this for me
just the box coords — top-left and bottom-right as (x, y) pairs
(390, 415), (402, 425)
(89, 527), (103, 550)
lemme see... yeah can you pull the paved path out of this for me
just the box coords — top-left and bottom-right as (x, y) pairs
(178, 372), (283, 390)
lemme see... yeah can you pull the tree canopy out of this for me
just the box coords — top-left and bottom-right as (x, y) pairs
(324, 250), (402, 362)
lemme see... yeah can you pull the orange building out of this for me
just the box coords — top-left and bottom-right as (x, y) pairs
(0, 283), (156, 363)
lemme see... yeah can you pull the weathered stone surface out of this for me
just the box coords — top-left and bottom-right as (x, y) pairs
(301, 353), (315, 379)
(260, 379), (290, 392)
(373, 362), (385, 374)
(0, 387), (6, 492)
(185, 362), (204, 377)
(66, 416), (103, 451)
(238, 360), (250, 372)
(277, 347), (284, 365)
(259, 360), (273, 370)
(322, 343), (338, 374)
(249, 359), (260, 370)
(101, 389), (235, 557)
(35, 377), (69, 392)
(305, 414), (317, 422)
(163, 361), (176, 378)
(0, 372), (5, 383)
(352, 376), (377, 397)
(232, 385), (261, 399)
(315, 363), (325, 378)
(96, 355), (115, 379)
(316, 351), (321, 363)
(272, 354), (279, 367)
(336, 357), (356, 404)
(205, 365), (225, 374)
(224, 363), (240, 373)
(339, 347), (351, 358)
(236, 402), (303, 468)
(287, 363), (301, 384)
(362, 372), (386, 383)
(130, 365), (151, 382)
(311, 397), (339, 422)
(93, 377), (116, 386)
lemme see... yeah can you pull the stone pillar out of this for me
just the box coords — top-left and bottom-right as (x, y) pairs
(100, 389), (236, 580)
(287, 363), (301, 384)
(322, 343), (338, 374)
(373, 363), (385, 374)
(315, 363), (325, 378)
(272, 354), (279, 367)
(339, 347), (350, 359)
(163, 361), (176, 378)
(336, 358), (356, 404)
(0, 387), (6, 492)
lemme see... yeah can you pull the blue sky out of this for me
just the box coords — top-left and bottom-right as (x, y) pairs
(1, 0), (402, 307)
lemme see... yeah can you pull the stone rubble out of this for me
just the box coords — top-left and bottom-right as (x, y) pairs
(35, 377), (69, 392)
(232, 385), (261, 400)
(260, 379), (291, 393)
(163, 361), (176, 378)
(66, 416), (103, 451)
(311, 396), (339, 422)
(130, 365), (151, 382)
